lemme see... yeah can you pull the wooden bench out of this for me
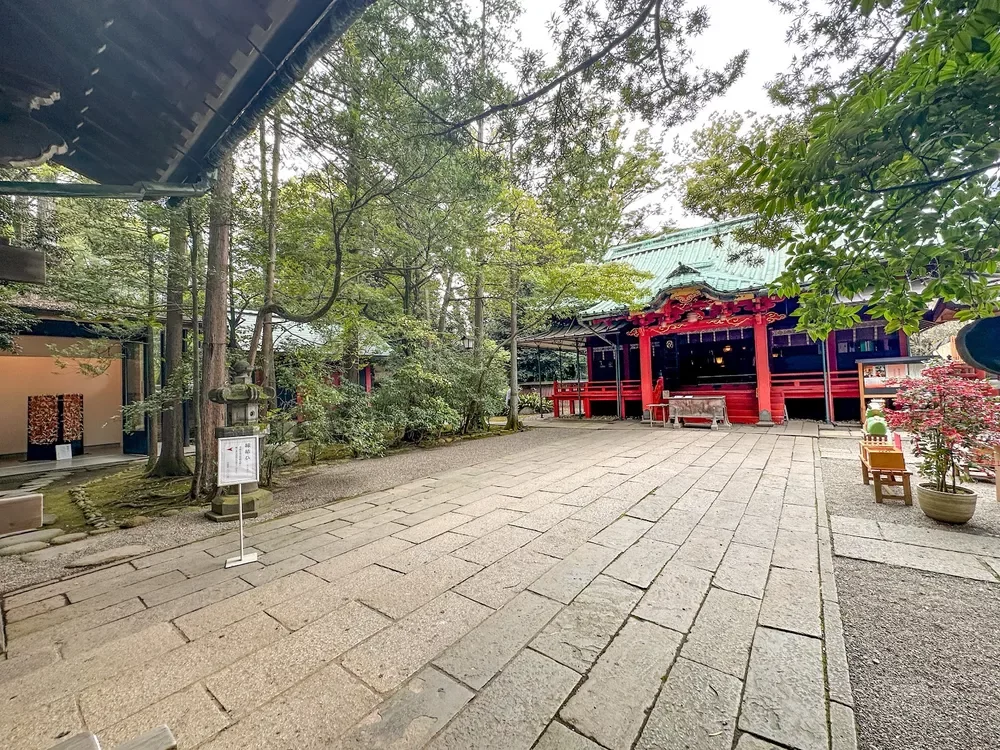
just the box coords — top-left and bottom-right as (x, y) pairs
(859, 438), (912, 505)
(667, 395), (729, 430)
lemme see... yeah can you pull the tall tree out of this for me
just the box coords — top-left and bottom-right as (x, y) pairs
(196, 153), (235, 498)
(150, 206), (191, 477)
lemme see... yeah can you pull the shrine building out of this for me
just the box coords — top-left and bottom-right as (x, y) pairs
(524, 218), (917, 425)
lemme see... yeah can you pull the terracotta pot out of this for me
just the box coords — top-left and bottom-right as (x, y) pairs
(916, 483), (977, 524)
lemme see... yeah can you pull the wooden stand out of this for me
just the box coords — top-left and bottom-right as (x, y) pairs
(859, 439), (912, 505)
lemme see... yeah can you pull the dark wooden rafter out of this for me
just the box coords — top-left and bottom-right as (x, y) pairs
(1, 0), (377, 186)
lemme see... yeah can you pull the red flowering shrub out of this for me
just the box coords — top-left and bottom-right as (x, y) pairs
(885, 360), (1000, 493)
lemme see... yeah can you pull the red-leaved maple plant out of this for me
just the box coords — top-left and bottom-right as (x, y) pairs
(885, 360), (1000, 493)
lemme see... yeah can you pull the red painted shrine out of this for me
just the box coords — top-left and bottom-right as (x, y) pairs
(526, 220), (913, 425)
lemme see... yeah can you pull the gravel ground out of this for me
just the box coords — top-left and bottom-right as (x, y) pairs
(0, 427), (562, 594)
(821, 444), (1000, 537)
(836, 557), (1000, 750)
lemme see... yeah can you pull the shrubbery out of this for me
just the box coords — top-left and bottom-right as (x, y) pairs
(269, 322), (509, 463)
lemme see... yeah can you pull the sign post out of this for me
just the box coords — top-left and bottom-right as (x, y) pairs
(218, 435), (260, 568)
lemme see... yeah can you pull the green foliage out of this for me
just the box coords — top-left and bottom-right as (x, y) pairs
(741, 0), (1000, 337)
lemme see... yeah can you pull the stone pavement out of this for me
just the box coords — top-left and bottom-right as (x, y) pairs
(1, 426), (851, 750)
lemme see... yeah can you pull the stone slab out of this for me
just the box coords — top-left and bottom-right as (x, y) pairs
(830, 701), (859, 750)
(393, 512), (475, 544)
(0, 527), (63, 548)
(455, 548), (559, 609)
(509, 502), (578, 532)
(205, 601), (388, 717)
(534, 722), (605, 750)
(526, 519), (604, 559)
(361, 555), (481, 619)
(531, 574), (643, 673)
(452, 525), (540, 566)
(339, 667), (474, 749)
(714, 542), (772, 599)
(834, 533), (996, 581)
(645, 509), (703, 546)
(637, 658), (742, 750)
(700, 501), (747, 531)
(341, 591), (493, 692)
(671, 525), (734, 572)
(682, 587), (760, 678)
(95, 685), (227, 750)
(732, 513), (779, 550)
(308, 536), (413, 582)
(528, 542), (620, 604)
(266, 565), (401, 631)
(830, 516), (882, 539)
(197, 662), (378, 750)
(626, 493), (678, 522)
(51, 532), (90, 545)
(0, 540), (49, 556)
(427, 649), (580, 750)
(561, 617), (682, 750)
(739, 627), (828, 750)
(79, 611), (284, 730)
(449, 510), (522, 538)
(66, 546), (151, 568)
(589, 516), (653, 550)
(602, 537), (677, 589)
(378, 532), (474, 574)
(759, 567), (823, 638)
(173, 569), (319, 640)
(771, 529), (818, 572)
(633, 561), (712, 634)
(823, 602), (854, 707)
(434, 590), (561, 689)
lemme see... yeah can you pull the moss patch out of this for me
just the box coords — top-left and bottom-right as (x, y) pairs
(83, 460), (196, 521)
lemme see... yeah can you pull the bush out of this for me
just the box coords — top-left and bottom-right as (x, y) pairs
(885, 359), (1000, 492)
(501, 391), (553, 415)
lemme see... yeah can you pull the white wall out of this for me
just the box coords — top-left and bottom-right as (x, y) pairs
(0, 336), (122, 456)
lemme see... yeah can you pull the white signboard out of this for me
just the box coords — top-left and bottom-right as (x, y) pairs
(217, 436), (259, 486)
(55, 444), (73, 461)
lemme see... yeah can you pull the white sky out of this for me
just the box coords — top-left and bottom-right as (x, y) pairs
(517, 0), (797, 228)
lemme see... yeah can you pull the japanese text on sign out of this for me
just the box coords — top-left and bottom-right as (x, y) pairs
(218, 436), (259, 486)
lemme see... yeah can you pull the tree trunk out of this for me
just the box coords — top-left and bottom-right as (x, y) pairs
(150, 207), (191, 477)
(343, 318), (360, 386)
(437, 270), (454, 334)
(505, 275), (519, 431)
(187, 206), (203, 498)
(145, 220), (159, 470)
(197, 153), (234, 499)
(260, 114), (281, 406)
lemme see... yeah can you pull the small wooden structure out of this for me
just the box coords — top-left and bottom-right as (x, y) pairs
(859, 437), (912, 505)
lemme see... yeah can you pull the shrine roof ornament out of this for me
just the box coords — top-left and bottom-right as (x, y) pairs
(584, 218), (789, 318)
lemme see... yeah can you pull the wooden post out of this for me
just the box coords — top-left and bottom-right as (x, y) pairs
(753, 313), (774, 425)
(639, 329), (654, 413)
(898, 330), (910, 357)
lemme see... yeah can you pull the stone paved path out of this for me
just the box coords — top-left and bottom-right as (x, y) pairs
(1, 427), (852, 750)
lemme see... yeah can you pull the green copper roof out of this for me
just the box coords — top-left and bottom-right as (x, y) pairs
(584, 218), (789, 318)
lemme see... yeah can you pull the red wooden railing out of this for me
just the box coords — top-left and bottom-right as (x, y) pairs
(552, 380), (641, 399)
(771, 370), (859, 395)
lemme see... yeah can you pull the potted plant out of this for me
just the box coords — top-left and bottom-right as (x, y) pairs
(885, 359), (1000, 523)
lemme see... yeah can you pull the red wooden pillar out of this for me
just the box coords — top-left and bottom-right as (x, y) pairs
(551, 380), (559, 419)
(638, 329), (654, 411)
(753, 314), (774, 425)
(898, 330), (909, 357)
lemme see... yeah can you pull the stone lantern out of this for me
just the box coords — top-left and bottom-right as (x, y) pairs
(204, 360), (274, 522)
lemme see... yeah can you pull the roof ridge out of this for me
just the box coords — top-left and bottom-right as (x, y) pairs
(605, 217), (754, 260)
